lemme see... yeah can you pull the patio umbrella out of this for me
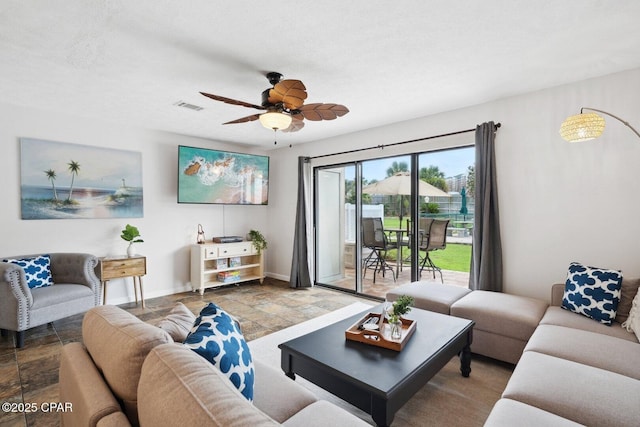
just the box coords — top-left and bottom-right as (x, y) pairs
(362, 172), (450, 227)
(459, 187), (468, 219)
(362, 172), (450, 197)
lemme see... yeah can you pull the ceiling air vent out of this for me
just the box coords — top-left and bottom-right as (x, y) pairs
(174, 101), (203, 111)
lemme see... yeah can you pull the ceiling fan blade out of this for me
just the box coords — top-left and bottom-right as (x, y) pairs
(281, 117), (305, 133)
(200, 92), (265, 110)
(223, 114), (261, 125)
(297, 103), (350, 121)
(268, 79), (308, 110)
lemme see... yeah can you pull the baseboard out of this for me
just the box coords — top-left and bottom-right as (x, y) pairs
(266, 272), (289, 282)
(105, 274), (294, 306)
(104, 283), (194, 306)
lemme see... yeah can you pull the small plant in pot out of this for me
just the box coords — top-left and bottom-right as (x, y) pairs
(247, 229), (267, 255)
(121, 224), (143, 257)
(386, 295), (414, 339)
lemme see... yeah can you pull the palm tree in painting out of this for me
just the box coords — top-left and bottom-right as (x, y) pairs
(44, 169), (58, 201)
(67, 160), (81, 202)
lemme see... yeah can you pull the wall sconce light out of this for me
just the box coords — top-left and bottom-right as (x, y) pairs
(560, 107), (640, 142)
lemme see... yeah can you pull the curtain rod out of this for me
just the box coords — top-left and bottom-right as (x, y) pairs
(307, 122), (501, 160)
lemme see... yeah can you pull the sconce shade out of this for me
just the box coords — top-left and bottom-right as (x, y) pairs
(259, 111), (292, 130)
(559, 112), (606, 142)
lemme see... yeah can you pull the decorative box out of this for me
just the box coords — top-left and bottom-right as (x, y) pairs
(215, 258), (228, 269)
(217, 270), (240, 283)
(229, 256), (242, 267)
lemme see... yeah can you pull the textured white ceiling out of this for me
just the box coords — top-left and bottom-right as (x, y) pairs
(2, 1), (640, 148)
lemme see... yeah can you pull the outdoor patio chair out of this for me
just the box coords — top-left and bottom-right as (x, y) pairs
(403, 217), (433, 266)
(418, 219), (450, 282)
(362, 217), (397, 283)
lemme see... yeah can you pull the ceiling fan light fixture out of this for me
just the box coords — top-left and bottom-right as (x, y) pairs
(259, 111), (292, 130)
(559, 112), (606, 142)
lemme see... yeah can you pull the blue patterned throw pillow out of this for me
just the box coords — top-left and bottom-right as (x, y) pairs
(183, 302), (254, 401)
(3, 254), (54, 289)
(562, 262), (622, 325)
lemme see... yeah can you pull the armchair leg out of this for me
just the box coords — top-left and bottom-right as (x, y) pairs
(16, 331), (24, 348)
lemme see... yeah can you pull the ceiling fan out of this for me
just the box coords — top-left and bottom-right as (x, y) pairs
(200, 72), (349, 137)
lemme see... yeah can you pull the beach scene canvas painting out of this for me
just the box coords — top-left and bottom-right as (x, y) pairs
(20, 138), (143, 220)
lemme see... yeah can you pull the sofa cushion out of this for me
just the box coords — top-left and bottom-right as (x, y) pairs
(562, 262), (622, 325)
(82, 305), (172, 425)
(386, 280), (471, 315)
(281, 401), (370, 427)
(622, 287), (640, 342)
(540, 306), (637, 343)
(156, 302), (196, 342)
(252, 359), (317, 423)
(3, 254), (53, 289)
(502, 351), (640, 427)
(138, 344), (278, 427)
(484, 399), (583, 427)
(617, 277), (640, 324)
(524, 324), (640, 379)
(184, 302), (255, 401)
(450, 291), (547, 341)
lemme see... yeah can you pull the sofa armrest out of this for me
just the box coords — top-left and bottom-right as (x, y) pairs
(0, 261), (33, 305)
(0, 262), (33, 331)
(60, 342), (125, 427)
(550, 283), (564, 306)
(96, 412), (132, 427)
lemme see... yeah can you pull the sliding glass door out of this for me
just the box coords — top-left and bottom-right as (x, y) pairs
(315, 165), (358, 292)
(314, 147), (474, 298)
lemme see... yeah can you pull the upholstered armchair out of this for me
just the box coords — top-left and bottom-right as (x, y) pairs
(0, 253), (101, 348)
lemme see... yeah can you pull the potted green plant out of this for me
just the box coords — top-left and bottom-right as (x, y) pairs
(386, 295), (414, 339)
(247, 229), (267, 255)
(121, 224), (144, 257)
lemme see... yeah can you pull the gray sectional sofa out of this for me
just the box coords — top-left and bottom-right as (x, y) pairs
(485, 282), (640, 427)
(387, 279), (640, 426)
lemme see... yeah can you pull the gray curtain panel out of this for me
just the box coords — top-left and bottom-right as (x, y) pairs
(289, 157), (312, 288)
(469, 122), (503, 292)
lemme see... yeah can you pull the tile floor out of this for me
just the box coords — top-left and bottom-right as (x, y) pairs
(0, 278), (375, 427)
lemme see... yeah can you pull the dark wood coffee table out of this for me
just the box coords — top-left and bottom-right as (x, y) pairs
(279, 304), (474, 427)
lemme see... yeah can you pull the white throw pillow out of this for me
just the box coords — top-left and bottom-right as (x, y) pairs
(621, 287), (640, 342)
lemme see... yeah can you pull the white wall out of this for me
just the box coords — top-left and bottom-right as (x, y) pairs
(267, 67), (640, 301)
(0, 103), (268, 304)
(3, 68), (639, 304)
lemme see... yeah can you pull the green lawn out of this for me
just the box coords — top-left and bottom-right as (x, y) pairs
(382, 217), (471, 272)
(425, 243), (471, 272)
(385, 244), (471, 272)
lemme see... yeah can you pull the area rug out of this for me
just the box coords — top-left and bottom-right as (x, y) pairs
(248, 302), (513, 426)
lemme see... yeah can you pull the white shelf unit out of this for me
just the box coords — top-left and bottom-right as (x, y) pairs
(191, 242), (264, 295)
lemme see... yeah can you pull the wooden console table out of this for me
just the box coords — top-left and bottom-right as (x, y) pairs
(191, 242), (264, 295)
(97, 255), (147, 308)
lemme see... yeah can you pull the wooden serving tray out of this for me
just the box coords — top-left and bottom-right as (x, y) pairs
(345, 311), (417, 351)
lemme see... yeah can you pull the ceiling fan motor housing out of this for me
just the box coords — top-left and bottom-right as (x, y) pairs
(266, 71), (283, 85)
